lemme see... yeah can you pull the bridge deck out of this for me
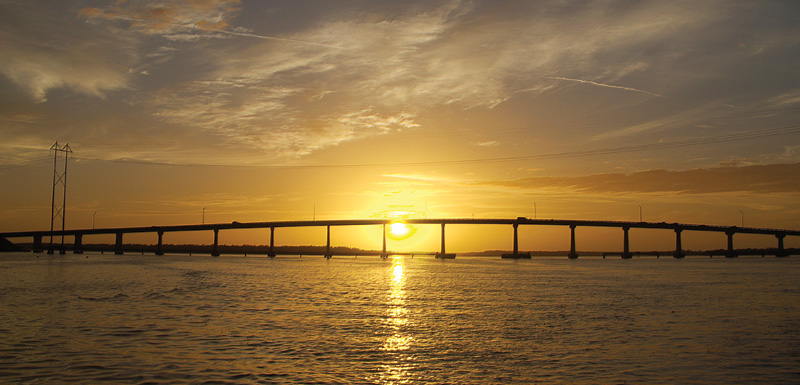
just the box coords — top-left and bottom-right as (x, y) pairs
(1, 218), (798, 238)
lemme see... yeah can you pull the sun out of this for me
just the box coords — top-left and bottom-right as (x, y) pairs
(391, 222), (409, 236)
(387, 221), (416, 241)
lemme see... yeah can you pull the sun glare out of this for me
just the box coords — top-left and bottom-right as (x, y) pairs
(387, 221), (416, 241)
(391, 222), (409, 236)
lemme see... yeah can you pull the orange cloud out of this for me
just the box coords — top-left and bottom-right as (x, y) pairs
(480, 163), (800, 195)
(77, 7), (105, 19)
(78, 0), (240, 36)
(197, 19), (229, 31)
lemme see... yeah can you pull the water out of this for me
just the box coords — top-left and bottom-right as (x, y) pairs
(0, 252), (798, 384)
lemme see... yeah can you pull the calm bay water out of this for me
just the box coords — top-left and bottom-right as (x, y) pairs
(0, 252), (798, 384)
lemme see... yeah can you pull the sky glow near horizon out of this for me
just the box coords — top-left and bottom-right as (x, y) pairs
(1, 0), (799, 251)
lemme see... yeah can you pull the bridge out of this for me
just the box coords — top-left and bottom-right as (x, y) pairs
(1, 218), (798, 259)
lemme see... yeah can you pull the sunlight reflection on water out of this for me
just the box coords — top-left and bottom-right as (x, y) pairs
(380, 256), (412, 383)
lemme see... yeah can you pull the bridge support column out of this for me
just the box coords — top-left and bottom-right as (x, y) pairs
(115, 232), (123, 255)
(725, 231), (737, 258)
(436, 223), (455, 259)
(380, 224), (388, 259)
(776, 234), (787, 257)
(621, 227), (632, 259)
(268, 227), (276, 257)
(73, 234), (83, 254)
(502, 223), (531, 259)
(568, 225), (578, 259)
(673, 228), (685, 258)
(32, 235), (43, 253)
(440, 223), (445, 254)
(156, 231), (164, 256)
(324, 225), (332, 259)
(211, 229), (219, 257)
(513, 223), (518, 254)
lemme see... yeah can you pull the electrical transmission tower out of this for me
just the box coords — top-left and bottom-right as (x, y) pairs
(49, 142), (72, 254)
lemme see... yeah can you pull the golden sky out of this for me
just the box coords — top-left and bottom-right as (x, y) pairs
(1, 1), (799, 251)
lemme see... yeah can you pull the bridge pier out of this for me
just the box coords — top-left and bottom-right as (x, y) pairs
(673, 228), (685, 258)
(32, 235), (43, 253)
(115, 232), (124, 255)
(513, 223), (518, 254)
(268, 227), (276, 257)
(621, 226), (632, 259)
(776, 234), (787, 257)
(436, 223), (455, 259)
(211, 229), (219, 257)
(156, 231), (164, 255)
(725, 230), (737, 258)
(568, 225), (578, 259)
(502, 223), (531, 259)
(380, 224), (388, 259)
(324, 225), (333, 259)
(73, 233), (83, 254)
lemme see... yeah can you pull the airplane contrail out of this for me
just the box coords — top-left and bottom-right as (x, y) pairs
(547, 76), (663, 98)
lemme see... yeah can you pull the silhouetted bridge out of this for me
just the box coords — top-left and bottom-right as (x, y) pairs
(1, 218), (797, 259)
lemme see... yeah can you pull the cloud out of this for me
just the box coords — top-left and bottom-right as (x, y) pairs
(0, 2), (133, 101)
(78, 0), (241, 40)
(478, 163), (800, 195)
(139, 0), (646, 156)
(149, 75), (420, 156)
(720, 145), (800, 167)
(136, 3), (470, 157)
(381, 174), (452, 183)
(765, 89), (800, 108)
(144, 0), (750, 157)
(591, 103), (725, 140)
(5, 0), (799, 163)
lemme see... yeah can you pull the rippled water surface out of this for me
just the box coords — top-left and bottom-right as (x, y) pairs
(0, 252), (798, 384)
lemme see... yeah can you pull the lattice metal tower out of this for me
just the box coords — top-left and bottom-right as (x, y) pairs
(48, 142), (72, 254)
